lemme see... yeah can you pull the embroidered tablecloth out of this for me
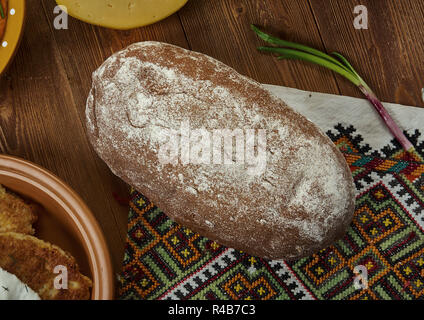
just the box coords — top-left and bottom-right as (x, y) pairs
(119, 85), (424, 300)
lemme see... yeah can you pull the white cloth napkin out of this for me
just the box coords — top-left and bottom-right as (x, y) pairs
(263, 84), (424, 153)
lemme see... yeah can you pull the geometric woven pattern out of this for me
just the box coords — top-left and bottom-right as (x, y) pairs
(119, 124), (424, 300)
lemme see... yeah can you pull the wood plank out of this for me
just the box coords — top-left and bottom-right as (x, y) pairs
(41, 0), (190, 120)
(309, 0), (424, 107)
(36, 0), (190, 274)
(177, 0), (340, 94)
(1, 0), (131, 275)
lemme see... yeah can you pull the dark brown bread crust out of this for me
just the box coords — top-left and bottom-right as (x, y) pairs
(86, 42), (356, 260)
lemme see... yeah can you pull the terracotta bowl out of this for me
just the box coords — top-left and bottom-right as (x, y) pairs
(0, 155), (114, 300)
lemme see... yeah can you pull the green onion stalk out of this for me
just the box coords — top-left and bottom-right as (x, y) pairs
(251, 25), (415, 153)
(0, 3), (5, 19)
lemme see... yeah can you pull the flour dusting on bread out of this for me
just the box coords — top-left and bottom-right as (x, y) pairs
(86, 41), (355, 260)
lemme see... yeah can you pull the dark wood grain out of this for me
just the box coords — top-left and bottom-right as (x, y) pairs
(309, 0), (424, 107)
(0, 0), (130, 276)
(1, 0), (424, 297)
(177, 0), (340, 94)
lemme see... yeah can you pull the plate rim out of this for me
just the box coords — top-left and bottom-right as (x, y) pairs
(0, 0), (26, 75)
(0, 154), (114, 300)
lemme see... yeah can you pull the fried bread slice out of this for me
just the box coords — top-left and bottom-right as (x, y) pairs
(0, 232), (92, 300)
(0, 184), (37, 235)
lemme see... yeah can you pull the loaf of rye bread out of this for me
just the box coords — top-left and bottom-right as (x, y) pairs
(86, 42), (355, 260)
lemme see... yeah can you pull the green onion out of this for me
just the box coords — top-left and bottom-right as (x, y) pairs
(251, 25), (347, 70)
(258, 46), (361, 86)
(251, 24), (415, 154)
(0, 3), (5, 19)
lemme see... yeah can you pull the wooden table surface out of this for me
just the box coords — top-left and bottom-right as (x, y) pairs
(1, 0), (424, 277)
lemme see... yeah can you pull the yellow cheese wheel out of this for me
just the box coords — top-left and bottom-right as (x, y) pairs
(55, 0), (188, 30)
